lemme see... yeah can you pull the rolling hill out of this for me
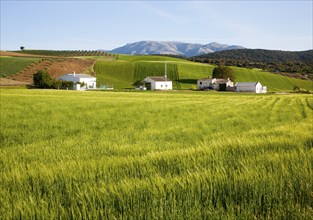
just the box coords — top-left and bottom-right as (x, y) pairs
(1, 51), (312, 91)
(94, 55), (313, 91)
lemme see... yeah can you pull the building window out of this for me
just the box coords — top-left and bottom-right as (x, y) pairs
(161, 85), (163, 87)
(200, 82), (202, 85)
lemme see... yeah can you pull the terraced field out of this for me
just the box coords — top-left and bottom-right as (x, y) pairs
(1, 89), (312, 219)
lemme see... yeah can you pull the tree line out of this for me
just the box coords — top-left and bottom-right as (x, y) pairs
(191, 49), (313, 79)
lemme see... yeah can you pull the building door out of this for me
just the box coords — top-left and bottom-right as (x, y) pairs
(219, 84), (227, 91)
(145, 83), (152, 90)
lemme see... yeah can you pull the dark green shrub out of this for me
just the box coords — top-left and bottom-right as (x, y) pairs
(33, 70), (53, 88)
(61, 80), (74, 89)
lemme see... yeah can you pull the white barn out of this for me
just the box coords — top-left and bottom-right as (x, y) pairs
(58, 72), (96, 90)
(197, 78), (234, 91)
(235, 82), (267, 93)
(142, 76), (172, 90)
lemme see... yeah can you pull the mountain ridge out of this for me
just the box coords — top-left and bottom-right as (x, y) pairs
(108, 41), (245, 57)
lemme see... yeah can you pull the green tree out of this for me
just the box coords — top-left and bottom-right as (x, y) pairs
(61, 80), (74, 89)
(33, 70), (53, 88)
(52, 80), (63, 89)
(212, 66), (236, 81)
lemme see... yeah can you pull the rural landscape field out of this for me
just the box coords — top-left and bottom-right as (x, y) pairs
(1, 88), (312, 219)
(1, 0), (313, 219)
(1, 50), (312, 92)
(95, 54), (313, 91)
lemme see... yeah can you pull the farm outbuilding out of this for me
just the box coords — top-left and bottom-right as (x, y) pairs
(235, 82), (267, 93)
(197, 78), (234, 91)
(142, 76), (172, 90)
(58, 72), (96, 90)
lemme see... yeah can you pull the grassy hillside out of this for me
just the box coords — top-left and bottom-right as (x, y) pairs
(94, 55), (312, 91)
(94, 60), (213, 89)
(1, 53), (312, 91)
(94, 61), (135, 88)
(95, 55), (214, 89)
(233, 67), (313, 91)
(0, 57), (40, 77)
(1, 89), (312, 219)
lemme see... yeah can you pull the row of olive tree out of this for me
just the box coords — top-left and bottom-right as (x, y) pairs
(33, 70), (73, 89)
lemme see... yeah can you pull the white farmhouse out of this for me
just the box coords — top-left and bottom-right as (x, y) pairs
(197, 78), (234, 91)
(142, 76), (172, 90)
(235, 82), (267, 93)
(58, 72), (96, 90)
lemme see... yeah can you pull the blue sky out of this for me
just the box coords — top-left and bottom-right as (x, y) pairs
(1, 0), (312, 51)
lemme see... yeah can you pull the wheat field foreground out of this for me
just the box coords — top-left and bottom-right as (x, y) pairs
(0, 89), (312, 219)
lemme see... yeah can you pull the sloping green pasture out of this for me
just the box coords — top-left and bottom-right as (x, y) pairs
(94, 61), (135, 88)
(94, 55), (312, 91)
(233, 67), (313, 91)
(1, 89), (312, 219)
(94, 58), (214, 89)
(0, 57), (40, 77)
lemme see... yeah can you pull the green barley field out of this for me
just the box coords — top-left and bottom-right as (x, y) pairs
(1, 89), (312, 219)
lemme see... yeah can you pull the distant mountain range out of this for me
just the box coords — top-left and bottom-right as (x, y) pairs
(108, 41), (245, 57)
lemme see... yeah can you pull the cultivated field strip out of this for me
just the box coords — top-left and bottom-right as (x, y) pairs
(0, 57), (41, 77)
(0, 90), (312, 219)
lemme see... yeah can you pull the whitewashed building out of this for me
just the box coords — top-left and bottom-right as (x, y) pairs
(142, 76), (172, 90)
(139, 62), (173, 90)
(58, 72), (96, 90)
(197, 78), (234, 91)
(235, 82), (267, 93)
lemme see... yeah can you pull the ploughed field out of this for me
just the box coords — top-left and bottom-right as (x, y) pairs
(0, 89), (312, 219)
